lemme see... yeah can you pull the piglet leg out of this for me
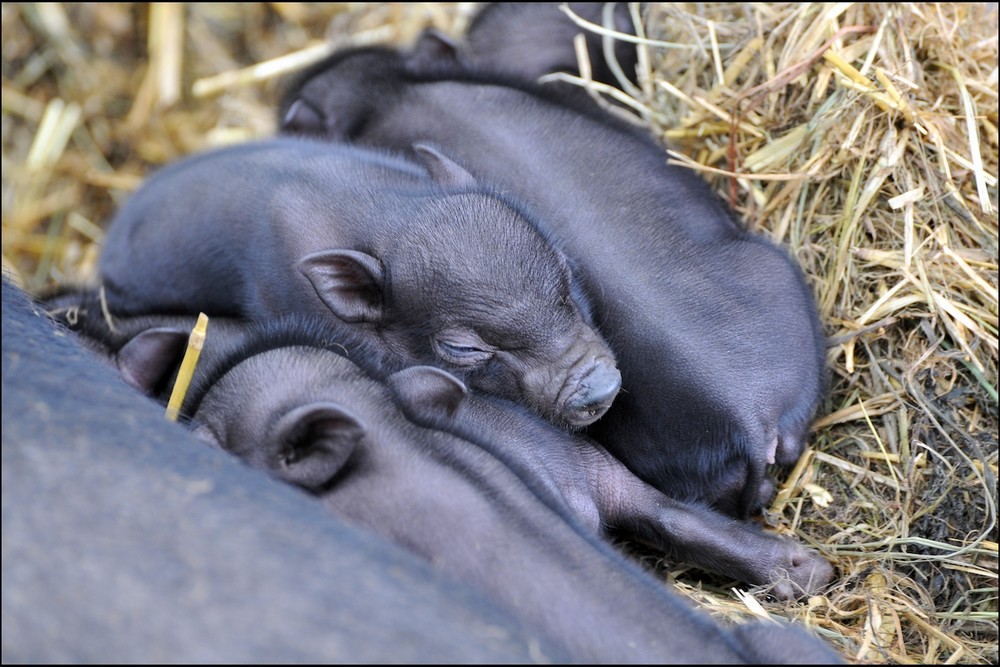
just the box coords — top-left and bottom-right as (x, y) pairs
(581, 446), (833, 600)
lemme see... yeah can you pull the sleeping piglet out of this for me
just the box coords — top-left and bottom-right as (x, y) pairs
(96, 138), (620, 428)
(50, 295), (834, 601)
(278, 44), (827, 521)
(90, 311), (840, 664)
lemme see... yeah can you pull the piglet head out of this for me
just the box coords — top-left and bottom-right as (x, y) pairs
(277, 46), (405, 140)
(298, 145), (622, 431)
(382, 183), (622, 429)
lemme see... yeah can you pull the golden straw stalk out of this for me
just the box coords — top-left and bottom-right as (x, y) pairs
(165, 313), (209, 422)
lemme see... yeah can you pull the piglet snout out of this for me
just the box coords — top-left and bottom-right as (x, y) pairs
(565, 362), (621, 427)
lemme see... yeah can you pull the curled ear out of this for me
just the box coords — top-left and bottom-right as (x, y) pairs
(281, 98), (326, 134)
(413, 144), (477, 190)
(281, 97), (353, 140)
(269, 402), (366, 490)
(388, 365), (468, 426)
(408, 28), (462, 70)
(116, 327), (190, 396)
(298, 249), (385, 323)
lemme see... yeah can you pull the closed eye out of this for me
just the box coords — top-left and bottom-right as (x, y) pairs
(433, 338), (494, 367)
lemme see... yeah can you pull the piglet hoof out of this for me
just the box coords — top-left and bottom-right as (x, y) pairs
(753, 477), (777, 513)
(766, 545), (834, 601)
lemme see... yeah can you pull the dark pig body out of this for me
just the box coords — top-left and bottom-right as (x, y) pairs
(392, 366), (834, 601)
(279, 48), (827, 519)
(49, 293), (833, 600)
(128, 314), (839, 663)
(1, 279), (569, 664)
(97, 138), (621, 428)
(462, 3), (639, 87)
(286, 3), (640, 139)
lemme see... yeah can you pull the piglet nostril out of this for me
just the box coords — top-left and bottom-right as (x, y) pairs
(581, 365), (622, 409)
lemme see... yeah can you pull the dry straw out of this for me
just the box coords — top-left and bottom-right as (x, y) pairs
(164, 311), (209, 422)
(2, 3), (996, 664)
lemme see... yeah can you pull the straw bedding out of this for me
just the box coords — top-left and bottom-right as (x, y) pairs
(2, 3), (996, 663)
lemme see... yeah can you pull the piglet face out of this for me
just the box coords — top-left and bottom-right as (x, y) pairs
(382, 192), (621, 429)
(295, 175), (622, 430)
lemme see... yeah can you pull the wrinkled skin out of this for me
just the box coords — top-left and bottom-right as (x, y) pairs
(278, 44), (828, 520)
(96, 138), (620, 428)
(91, 311), (838, 663)
(2, 279), (568, 664)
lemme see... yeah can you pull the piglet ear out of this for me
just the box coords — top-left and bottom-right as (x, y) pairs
(116, 327), (190, 396)
(281, 97), (350, 140)
(388, 365), (468, 426)
(298, 249), (385, 323)
(413, 144), (477, 190)
(408, 28), (462, 69)
(281, 98), (324, 134)
(270, 402), (366, 490)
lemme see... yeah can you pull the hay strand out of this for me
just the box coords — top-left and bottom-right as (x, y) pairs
(165, 312), (208, 422)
